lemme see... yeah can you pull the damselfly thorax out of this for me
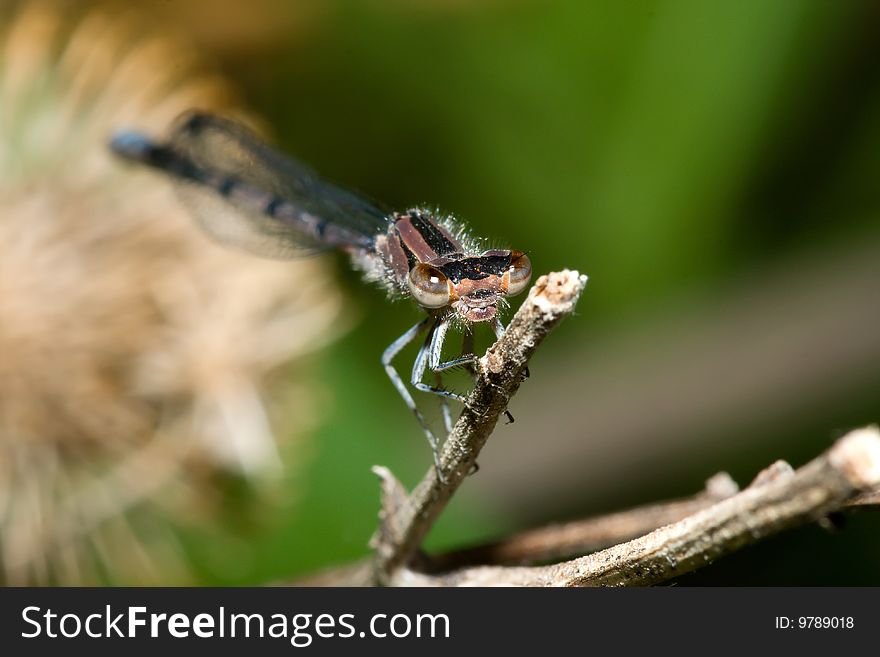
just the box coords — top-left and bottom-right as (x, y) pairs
(376, 210), (531, 323)
(109, 112), (531, 476)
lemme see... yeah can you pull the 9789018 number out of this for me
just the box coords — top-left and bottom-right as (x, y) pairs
(775, 617), (854, 629)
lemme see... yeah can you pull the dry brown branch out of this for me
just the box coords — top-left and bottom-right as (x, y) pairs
(287, 434), (879, 586)
(283, 268), (879, 588)
(426, 473), (740, 570)
(370, 270), (588, 584)
(386, 426), (880, 586)
(290, 475), (735, 586)
(286, 262), (879, 587)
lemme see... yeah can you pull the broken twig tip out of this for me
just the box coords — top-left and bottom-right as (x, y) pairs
(829, 425), (880, 489)
(530, 269), (587, 312)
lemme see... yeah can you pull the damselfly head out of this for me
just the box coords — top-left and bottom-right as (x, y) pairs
(407, 250), (532, 323)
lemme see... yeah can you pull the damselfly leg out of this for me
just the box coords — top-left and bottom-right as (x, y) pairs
(490, 319), (517, 424)
(384, 316), (494, 477)
(412, 319), (470, 404)
(381, 317), (443, 472)
(411, 318), (516, 437)
(432, 326), (477, 433)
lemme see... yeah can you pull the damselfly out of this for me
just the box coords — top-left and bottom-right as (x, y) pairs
(109, 112), (532, 474)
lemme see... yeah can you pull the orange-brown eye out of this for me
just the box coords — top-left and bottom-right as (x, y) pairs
(503, 251), (532, 296)
(407, 264), (453, 308)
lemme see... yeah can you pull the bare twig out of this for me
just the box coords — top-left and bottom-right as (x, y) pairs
(282, 265), (879, 587)
(370, 270), (588, 584)
(288, 473), (737, 585)
(387, 425), (880, 586)
(426, 473), (739, 570)
(286, 440), (878, 586)
(289, 474), (736, 586)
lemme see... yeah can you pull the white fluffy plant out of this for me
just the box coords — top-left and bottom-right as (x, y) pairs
(0, 4), (346, 584)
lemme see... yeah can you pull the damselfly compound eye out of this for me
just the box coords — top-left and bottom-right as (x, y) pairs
(503, 251), (532, 296)
(407, 264), (453, 308)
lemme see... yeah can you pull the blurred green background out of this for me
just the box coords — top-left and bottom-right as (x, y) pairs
(32, 0), (880, 584)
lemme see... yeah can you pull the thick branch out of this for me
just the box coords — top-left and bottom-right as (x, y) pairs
(426, 473), (740, 570)
(287, 436), (877, 586)
(371, 270), (588, 583)
(389, 425), (880, 586)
